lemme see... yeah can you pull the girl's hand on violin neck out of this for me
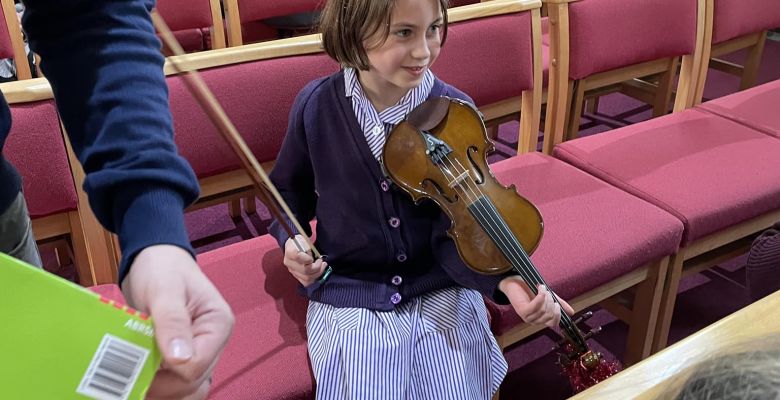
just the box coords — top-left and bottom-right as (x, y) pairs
(499, 277), (574, 329)
(284, 234), (328, 287)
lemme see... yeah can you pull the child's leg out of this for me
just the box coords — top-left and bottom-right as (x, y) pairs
(410, 288), (508, 400)
(306, 300), (418, 400)
(0, 192), (43, 267)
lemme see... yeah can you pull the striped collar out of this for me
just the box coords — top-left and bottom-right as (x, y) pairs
(344, 67), (434, 160)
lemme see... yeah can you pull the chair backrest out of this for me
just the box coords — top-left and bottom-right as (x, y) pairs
(4, 99), (78, 218)
(433, 4), (536, 107)
(712, 0), (780, 45)
(166, 43), (338, 180)
(239, 0), (323, 23)
(0, 0), (31, 80)
(567, 0), (698, 80)
(434, 0), (543, 152)
(167, 0), (542, 182)
(155, 0), (226, 50)
(224, 0), (323, 46)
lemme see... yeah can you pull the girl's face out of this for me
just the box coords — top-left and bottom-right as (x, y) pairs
(360, 0), (443, 106)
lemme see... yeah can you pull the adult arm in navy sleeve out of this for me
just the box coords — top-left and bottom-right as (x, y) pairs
(22, 1), (233, 398)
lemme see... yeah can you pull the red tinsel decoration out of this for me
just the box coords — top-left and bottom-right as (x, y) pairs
(559, 346), (622, 393)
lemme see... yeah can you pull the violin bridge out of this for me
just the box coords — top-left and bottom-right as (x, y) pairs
(448, 171), (471, 188)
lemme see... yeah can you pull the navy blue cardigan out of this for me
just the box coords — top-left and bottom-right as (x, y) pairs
(269, 71), (511, 310)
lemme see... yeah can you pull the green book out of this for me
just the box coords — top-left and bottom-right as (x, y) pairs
(0, 252), (161, 399)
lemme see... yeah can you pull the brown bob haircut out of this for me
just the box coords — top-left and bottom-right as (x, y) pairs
(319, 0), (450, 71)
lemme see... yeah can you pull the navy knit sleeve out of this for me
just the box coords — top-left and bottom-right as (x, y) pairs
(267, 80), (323, 249)
(22, 0), (199, 282)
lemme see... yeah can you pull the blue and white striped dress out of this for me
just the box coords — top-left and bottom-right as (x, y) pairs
(304, 68), (508, 400)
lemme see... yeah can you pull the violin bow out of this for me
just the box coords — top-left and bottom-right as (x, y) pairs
(151, 11), (331, 281)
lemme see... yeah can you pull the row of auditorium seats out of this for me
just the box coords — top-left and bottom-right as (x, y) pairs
(1, 0), (779, 398)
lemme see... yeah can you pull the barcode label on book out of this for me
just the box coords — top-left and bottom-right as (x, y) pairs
(77, 334), (150, 400)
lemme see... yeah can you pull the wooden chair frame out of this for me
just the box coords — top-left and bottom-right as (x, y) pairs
(0, 0), (32, 80)
(541, 0), (708, 153)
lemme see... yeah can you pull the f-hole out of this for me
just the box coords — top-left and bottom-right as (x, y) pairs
(466, 146), (484, 184)
(422, 178), (458, 204)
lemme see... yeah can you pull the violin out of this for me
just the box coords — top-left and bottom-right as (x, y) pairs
(382, 97), (617, 385)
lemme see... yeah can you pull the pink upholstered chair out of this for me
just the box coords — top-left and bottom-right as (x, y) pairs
(542, 0), (705, 151)
(155, 0), (226, 53)
(4, 99), (106, 286)
(552, 107), (780, 352)
(696, 78), (780, 139)
(198, 234), (314, 399)
(223, 0), (323, 46)
(433, 1), (543, 153)
(165, 37), (338, 217)
(487, 153), (683, 366)
(0, 0), (31, 80)
(692, 0), (780, 104)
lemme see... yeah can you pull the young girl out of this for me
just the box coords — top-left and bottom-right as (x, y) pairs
(269, 0), (574, 398)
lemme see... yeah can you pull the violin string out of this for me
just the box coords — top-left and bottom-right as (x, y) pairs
(436, 152), (583, 345)
(435, 156), (581, 344)
(445, 154), (585, 346)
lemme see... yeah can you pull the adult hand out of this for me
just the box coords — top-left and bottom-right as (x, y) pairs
(122, 244), (234, 400)
(499, 276), (574, 329)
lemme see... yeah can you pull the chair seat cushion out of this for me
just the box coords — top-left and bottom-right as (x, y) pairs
(198, 235), (314, 400)
(554, 109), (780, 246)
(485, 153), (683, 335)
(697, 79), (780, 139)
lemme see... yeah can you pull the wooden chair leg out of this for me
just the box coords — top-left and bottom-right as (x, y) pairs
(54, 240), (71, 267)
(652, 250), (686, 353)
(739, 31), (767, 90)
(624, 257), (670, 366)
(565, 80), (585, 141)
(228, 199), (242, 218)
(486, 124), (499, 140)
(67, 211), (96, 287)
(653, 58), (679, 117)
(243, 195), (257, 215)
(585, 97), (599, 114)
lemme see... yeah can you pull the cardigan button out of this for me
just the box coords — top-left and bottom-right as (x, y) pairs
(390, 293), (402, 304)
(389, 217), (400, 228)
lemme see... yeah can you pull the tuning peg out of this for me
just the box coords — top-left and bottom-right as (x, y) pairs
(583, 326), (602, 341)
(574, 311), (594, 325)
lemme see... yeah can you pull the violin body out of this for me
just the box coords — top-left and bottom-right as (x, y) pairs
(382, 97), (543, 275)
